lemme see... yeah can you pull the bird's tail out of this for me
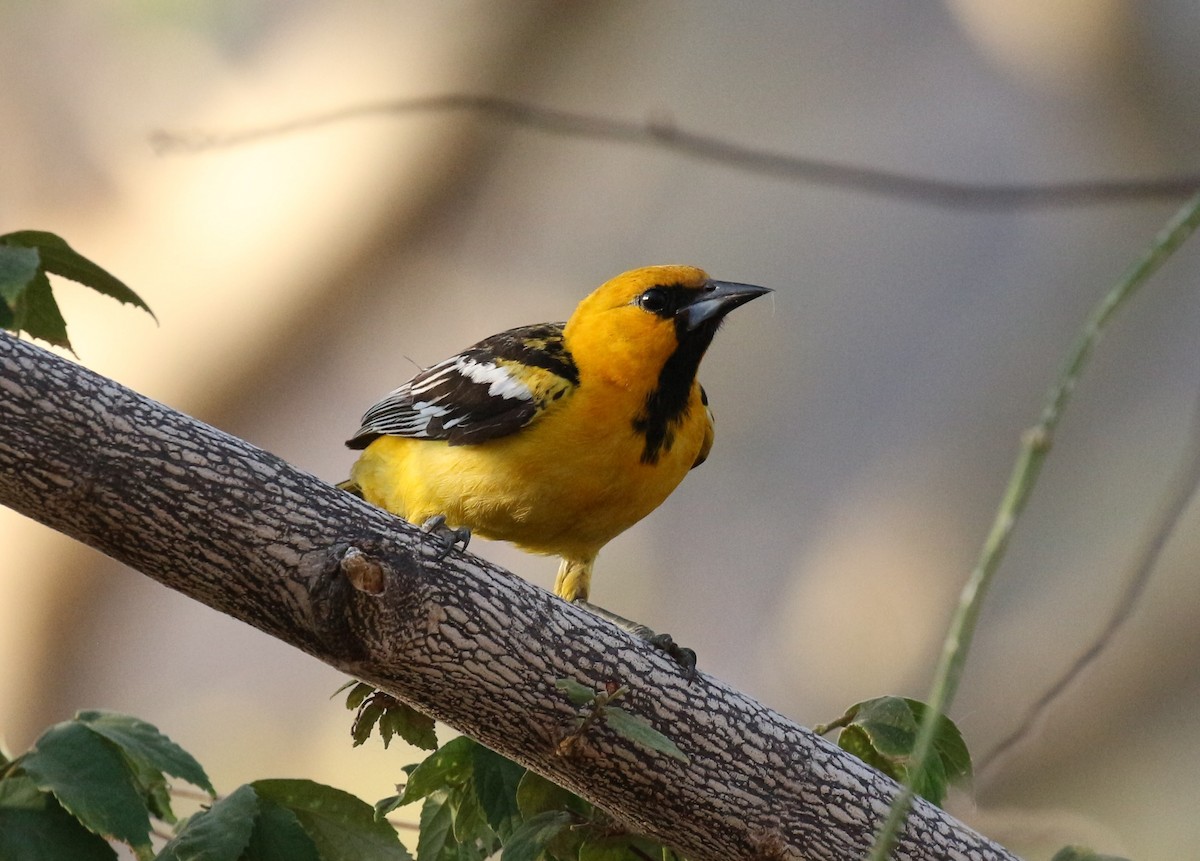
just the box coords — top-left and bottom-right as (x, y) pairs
(335, 478), (364, 498)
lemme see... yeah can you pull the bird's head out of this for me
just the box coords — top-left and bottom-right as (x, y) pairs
(564, 265), (770, 388)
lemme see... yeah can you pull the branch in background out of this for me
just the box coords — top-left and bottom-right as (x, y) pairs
(868, 189), (1200, 860)
(977, 386), (1200, 777)
(150, 94), (1200, 210)
(0, 331), (1018, 861)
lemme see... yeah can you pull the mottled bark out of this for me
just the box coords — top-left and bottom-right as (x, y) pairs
(0, 332), (1017, 861)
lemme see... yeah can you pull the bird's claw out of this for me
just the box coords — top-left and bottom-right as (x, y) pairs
(420, 515), (471, 559)
(647, 633), (698, 679)
(574, 599), (698, 678)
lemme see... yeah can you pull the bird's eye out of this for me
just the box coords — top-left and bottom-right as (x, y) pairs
(637, 288), (670, 315)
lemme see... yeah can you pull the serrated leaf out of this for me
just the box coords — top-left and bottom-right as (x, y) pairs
(555, 678), (596, 707)
(417, 794), (454, 861)
(335, 679), (372, 707)
(834, 696), (971, 807)
(381, 702), (438, 751)
(77, 710), (215, 796)
(354, 699), (388, 747)
(0, 245), (39, 305)
(501, 810), (573, 861)
(0, 231), (155, 321)
(9, 271), (70, 350)
(157, 783), (259, 861)
(1050, 847), (1132, 861)
(245, 797), (322, 861)
(253, 778), (411, 861)
(0, 774), (117, 861)
(399, 737), (476, 806)
(124, 754), (174, 824)
(471, 745), (525, 840)
(603, 707), (688, 763)
(903, 699), (972, 786)
(450, 776), (494, 849)
(21, 721), (152, 859)
(351, 691), (438, 752)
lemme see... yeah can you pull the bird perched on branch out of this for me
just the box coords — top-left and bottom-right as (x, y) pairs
(341, 265), (769, 660)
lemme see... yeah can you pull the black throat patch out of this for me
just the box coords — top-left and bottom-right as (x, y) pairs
(632, 317), (718, 464)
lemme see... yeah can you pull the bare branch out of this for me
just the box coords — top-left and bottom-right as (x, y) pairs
(0, 331), (1017, 861)
(978, 386), (1200, 776)
(150, 94), (1200, 210)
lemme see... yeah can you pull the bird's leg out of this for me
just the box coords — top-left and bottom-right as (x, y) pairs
(556, 558), (697, 677)
(419, 514), (471, 559)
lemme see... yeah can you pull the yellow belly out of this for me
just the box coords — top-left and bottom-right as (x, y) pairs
(349, 391), (708, 563)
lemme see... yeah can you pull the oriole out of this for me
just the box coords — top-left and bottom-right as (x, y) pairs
(342, 264), (769, 607)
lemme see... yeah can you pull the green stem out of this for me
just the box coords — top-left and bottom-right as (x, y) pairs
(868, 189), (1200, 860)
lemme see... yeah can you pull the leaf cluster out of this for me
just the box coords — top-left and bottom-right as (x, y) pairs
(0, 710), (410, 861)
(1, 710), (213, 860)
(0, 230), (153, 352)
(814, 696), (971, 807)
(346, 681), (686, 861)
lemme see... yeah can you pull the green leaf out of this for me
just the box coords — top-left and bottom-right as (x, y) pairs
(555, 678), (597, 707)
(0, 245), (39, 305)
(417, 793), (454, 861)
(340, 680), (375, 710)
(245, 797), (322, 861)
(514, 771), (591, 822)
(0, 231), (155, 321)
(9, 272), (70, 350)
(501, 810), (573, 861)
(351, 689), (438, 751)
(0, 774), (116, 861)
(0, 298), (13, 330)
(381, 701), (438, 751)
(603, 707), (688, 763)
(375, 793), (405, 821)
(471, 745), (525, 840)
(902, 699), (972, 787)
(157, 783), (259, 861)
(399, 737), (476, 806)
(837, 726), (903, 778)
(77, 710), (215, 796)
(21, 720), (153, 859)
(1050, 848), (1132, 861)
(450, 777), (494, 849)
(579, 834), (669, 861)
(353, 698), (389, 747)
(124, 755), (174, 824)
(253, 778), (411, 861)
(832, 696), (971, 807)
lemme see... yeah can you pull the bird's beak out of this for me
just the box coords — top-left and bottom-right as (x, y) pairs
(678, 280), (772, 331)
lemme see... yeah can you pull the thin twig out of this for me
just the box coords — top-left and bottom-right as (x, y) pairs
(868, 190), (1200, 860)
(149, 94), (1200, 210)
(977, 385), (1200, 777)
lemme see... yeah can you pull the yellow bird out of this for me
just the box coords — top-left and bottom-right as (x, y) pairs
(343, 264), (768, 626)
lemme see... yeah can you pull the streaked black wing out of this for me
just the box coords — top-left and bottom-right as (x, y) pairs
(346, 322), (577, 448)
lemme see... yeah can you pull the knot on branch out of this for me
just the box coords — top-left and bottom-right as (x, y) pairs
(303, 542), (395, 662)
(340, 545), (388, 595)
(748, 829), (789, 861)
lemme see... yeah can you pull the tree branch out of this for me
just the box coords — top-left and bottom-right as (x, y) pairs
(150, 93), (1200, 210)
(0, 331), (1016, 861)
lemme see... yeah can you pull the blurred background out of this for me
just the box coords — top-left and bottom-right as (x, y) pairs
(3, 1), (1199, 857)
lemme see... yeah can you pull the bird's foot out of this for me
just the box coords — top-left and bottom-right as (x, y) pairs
(575, 599), (698, 679)
(419, 515), (471, 559)
(645, 633), (698, 679)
